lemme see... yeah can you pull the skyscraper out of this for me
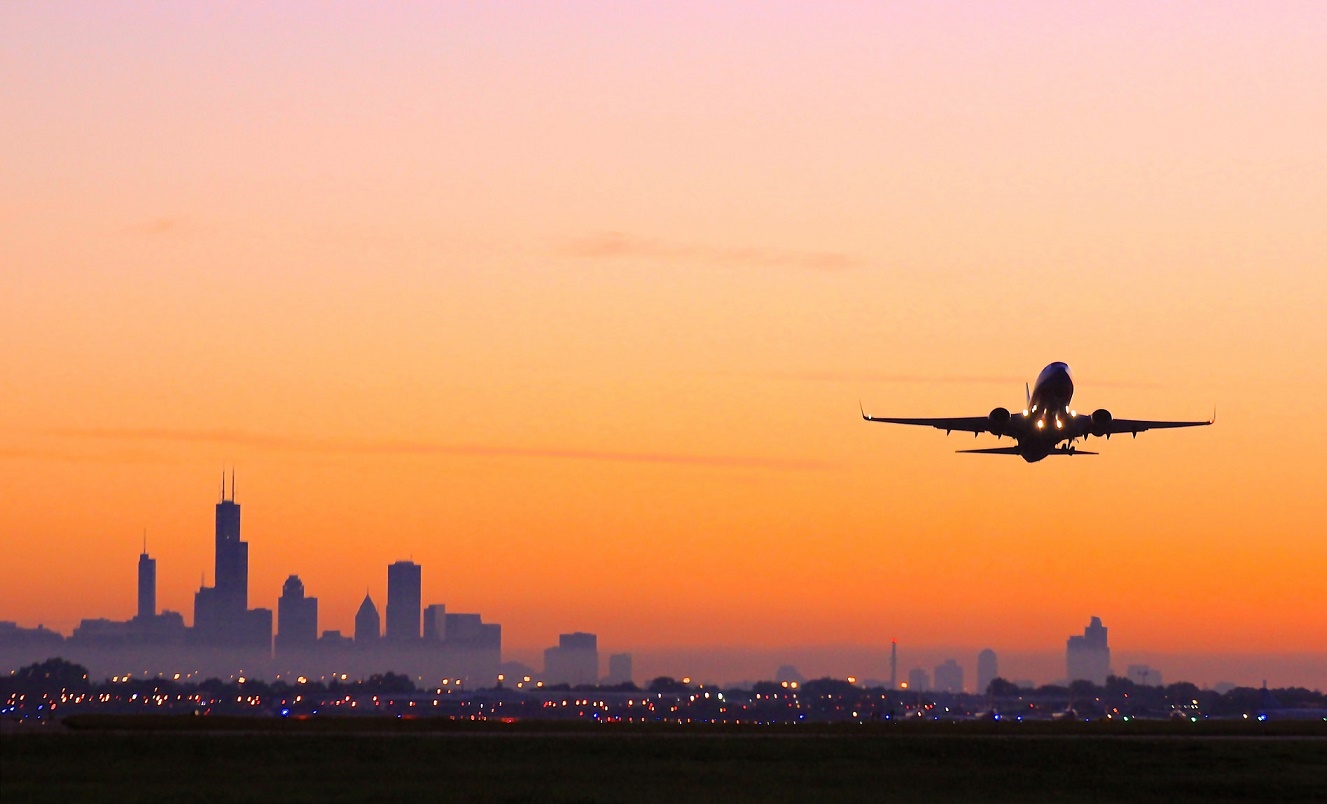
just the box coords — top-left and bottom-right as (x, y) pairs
(889, 638), (898, 690)
(137, 543), (156, 621)
(354, 593), (380, 643)
(385, 561), (421, 642)
(1066, 616), (1111, 685)
(933, 659), (964, 693)
(192, 474), (270, 649)
(977, 648), (999, 695)
(213, 471), (247, 613)
(276, 575), (318, 653)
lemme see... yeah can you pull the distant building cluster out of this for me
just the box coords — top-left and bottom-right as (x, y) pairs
(0, 478), (1165, 695)
(0, 477), (630, 688)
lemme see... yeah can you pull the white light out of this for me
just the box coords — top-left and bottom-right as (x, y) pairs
(1022, 410), (1029, 416)
(1036, 420), (1044, 430)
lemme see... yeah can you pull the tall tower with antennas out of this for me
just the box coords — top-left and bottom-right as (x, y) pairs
(194, 471), (271, 651)
(137, 534), (156, 620)
(213, 470), (247, 612)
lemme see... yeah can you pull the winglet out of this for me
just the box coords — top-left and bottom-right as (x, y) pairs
(860, 400), (869, 421)
(1025, 382), (1031, 408)
(1210, 405), (1217, 425)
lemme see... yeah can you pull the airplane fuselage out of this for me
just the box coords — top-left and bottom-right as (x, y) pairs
(1019, 361), (1078, 462)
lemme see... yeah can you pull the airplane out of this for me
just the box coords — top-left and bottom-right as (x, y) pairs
(860, 361), (1213, 462)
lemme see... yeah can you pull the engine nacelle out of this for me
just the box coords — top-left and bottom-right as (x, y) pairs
(1090, 408), (1113, 437)
(988, 407), (1011, 437)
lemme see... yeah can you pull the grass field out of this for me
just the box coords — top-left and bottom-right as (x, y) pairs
(3, 718), (1325, 802)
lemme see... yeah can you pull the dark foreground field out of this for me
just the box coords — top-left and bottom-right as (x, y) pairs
(3, 719), (1325, 803)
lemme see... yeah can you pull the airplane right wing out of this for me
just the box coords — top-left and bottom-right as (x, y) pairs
(860, 405), (993, 435)
(1096, 416), (1214, 437)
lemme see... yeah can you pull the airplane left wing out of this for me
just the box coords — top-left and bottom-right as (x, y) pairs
(860, 405), (992, 435)
(1097, 416), (1214, 437)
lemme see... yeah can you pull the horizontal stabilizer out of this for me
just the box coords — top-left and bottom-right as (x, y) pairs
(956, 447), (1098, 456)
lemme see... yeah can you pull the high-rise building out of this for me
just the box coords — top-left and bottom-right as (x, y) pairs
(354, 593), (380, 643)
(889, 638), (898, 690)
(214, 473), (247, 612)
(442, 612), (502, 685)
(934, 659), (964, 694)
(423, 604), (447, 641)
(137, 544), (156, 620)
(605, 653), (633, 686)
(1066, 616), (1111, 685)
(192, 474), (270, 649)
(276, 575), (318, 652)
(385, 561), (422, 642)
(544, 632), (599, 686)
(976, 648), (999, 695)
(907, 667), (929, 692)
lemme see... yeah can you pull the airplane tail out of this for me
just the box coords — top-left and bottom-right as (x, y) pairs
(1025, 382), (1031, 409)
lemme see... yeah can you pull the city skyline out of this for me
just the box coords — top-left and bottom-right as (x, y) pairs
(1, 479), (1319, 691)
(3, 2), (1325, 690)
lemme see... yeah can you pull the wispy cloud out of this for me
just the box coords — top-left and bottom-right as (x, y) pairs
(41, 428), (831, 472)
(558, 231), (861, 271)
(708, 370), (1160, 389)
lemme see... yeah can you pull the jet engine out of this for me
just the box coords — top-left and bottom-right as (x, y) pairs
(1090, 408), (1113, 437)
(988, 407), (1011, 437)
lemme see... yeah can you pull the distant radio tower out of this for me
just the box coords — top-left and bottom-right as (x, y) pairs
(890, 638), (898, 690)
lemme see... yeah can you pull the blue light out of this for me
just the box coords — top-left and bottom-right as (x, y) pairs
(280, 708), (290, 717)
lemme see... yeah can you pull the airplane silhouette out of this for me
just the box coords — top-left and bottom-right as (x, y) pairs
(861, 362), (1213, 462)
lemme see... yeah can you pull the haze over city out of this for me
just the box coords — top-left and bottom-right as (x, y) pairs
(3, 2), (1326, 692)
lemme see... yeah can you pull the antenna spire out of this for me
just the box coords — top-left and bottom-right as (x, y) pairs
(142, 529), (147, 555)
(220, 471), (225, 502)
(230, 468), (235, 502)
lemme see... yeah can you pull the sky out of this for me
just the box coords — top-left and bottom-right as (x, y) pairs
(3, 1), (1325, 688)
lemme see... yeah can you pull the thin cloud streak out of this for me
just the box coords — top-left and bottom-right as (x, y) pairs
(42, 428), (831, 472)
(706, 370), (1161, 389)
(558, 231), (861, 271)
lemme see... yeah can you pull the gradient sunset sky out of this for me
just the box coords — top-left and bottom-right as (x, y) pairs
(3, 2), (1325, 686)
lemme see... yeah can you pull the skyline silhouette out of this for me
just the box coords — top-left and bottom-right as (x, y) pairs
(3, 2), (1325, 695)
(1, 477), (1321, 691)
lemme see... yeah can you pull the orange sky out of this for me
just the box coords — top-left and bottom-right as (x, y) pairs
(3, 2), (1325, 685)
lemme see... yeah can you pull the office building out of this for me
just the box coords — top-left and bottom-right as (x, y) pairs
(934, 658), (964, 694)
(423, 604), (447, 641)
(192, 474), (271, 649)
(276, 575), (318, 652)
(544, 632), (599, 686)
(354, 593), (380, 643)
(976, 648), (998, 695)
(385, 561), (422, 642)
(137, 545), (156, 620)
(1066, 616), (1111, 685)
(605, 653), (633, 686)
